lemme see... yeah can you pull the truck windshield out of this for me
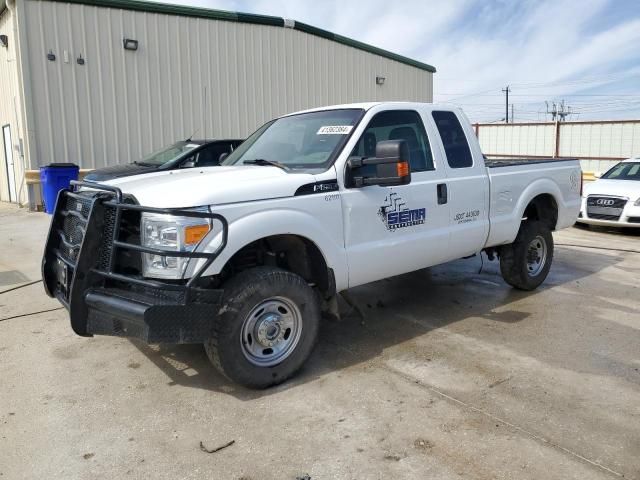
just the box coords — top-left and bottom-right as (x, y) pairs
(601, 162), (640, 181)
(136, 141), (199, 166)
(222, 109), (363, 169)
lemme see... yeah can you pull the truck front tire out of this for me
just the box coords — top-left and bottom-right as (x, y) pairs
(205, 267), (320, 388)
(499, 221), (554, 291)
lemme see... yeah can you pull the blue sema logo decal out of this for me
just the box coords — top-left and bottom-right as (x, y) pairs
(378, 191), (426, 231)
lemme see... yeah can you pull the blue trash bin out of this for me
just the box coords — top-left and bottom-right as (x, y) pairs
(40, 163), (79, 214)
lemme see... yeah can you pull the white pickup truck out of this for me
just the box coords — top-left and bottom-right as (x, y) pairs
(43, 102), (581, 388)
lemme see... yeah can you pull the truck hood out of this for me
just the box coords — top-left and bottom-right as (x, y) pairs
(584, 179), (640, 201)
(100, 165), (318, 207)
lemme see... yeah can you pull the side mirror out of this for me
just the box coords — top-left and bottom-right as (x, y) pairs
(347, 139), (411, 187)
(218, 152), (229, 163)
(181, 159), (195, 168)
(594, 171), (602, 179)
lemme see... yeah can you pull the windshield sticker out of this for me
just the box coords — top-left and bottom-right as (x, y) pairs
(317, 125), (353, 135)
(378, 190), (425, 231)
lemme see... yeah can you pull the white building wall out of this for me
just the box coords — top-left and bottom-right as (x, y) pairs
(19, 0), (433, 170)
(0, 7), (27, 203)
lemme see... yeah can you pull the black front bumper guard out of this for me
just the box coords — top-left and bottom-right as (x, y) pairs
(42, 181), (228, 343)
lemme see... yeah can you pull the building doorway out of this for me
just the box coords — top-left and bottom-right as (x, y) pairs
(2, 124), (17, 203)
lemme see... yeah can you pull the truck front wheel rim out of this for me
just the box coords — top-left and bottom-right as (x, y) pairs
(240, 296), (303, 367)
(526, 235), (547, 277)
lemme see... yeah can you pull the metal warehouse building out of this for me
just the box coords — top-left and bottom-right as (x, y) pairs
(0, 0), (435, 206)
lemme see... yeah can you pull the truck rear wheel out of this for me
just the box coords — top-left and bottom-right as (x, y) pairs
(205, 266), (320, 388)
(499, 221), (554, 291)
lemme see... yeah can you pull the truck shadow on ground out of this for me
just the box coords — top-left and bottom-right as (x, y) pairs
(129, 246), (629, 399)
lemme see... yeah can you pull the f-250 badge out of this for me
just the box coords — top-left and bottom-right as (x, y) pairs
(378, 191), (425, 231)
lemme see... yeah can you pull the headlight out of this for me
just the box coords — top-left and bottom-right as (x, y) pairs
(141, 210), (211, 279)
(635, 197), (640, 206)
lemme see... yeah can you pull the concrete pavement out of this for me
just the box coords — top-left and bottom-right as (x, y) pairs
(1, 203), (638, 479)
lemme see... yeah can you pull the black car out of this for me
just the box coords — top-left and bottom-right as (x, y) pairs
(84, 138), (244, 181)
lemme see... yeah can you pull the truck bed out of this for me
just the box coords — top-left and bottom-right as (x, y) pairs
(484, 158), (582, 248)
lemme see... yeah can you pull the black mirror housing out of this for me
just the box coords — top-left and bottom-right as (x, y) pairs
(348, 139), (411, 187)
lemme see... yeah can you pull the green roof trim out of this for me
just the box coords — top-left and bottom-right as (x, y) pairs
(293, 21), (436, 73)
(59, 0), (284, 26)
(53, 0), (436, 73)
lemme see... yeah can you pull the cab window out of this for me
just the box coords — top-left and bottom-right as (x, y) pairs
(432, 111), (473, 169)
(194, 143), (232, 167)
(351, 110), (434, 172)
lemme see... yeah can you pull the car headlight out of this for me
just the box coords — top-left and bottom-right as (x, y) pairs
(635, 197), (640, 206)
(141, 210), (211, 279)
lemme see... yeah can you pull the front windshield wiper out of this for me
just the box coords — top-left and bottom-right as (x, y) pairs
(133, 161), (157, 167)
(243, 159), (289, 171)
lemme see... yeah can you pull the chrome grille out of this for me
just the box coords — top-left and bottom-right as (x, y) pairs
(586, 196), (627, 221)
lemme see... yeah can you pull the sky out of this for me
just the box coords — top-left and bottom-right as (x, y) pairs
(169, 0), (640, 123)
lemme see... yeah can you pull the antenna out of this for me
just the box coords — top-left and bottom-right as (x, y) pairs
(185, 128), (199, 142)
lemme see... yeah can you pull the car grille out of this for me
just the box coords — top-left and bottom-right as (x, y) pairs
(586, 196), (627, 221)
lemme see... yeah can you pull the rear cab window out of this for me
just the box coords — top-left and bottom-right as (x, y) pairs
(432, 111), (473, 169)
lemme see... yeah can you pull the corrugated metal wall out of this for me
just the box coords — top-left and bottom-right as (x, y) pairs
(20, 0), (432, 170)
(0, 7), (28, 204)
(476, 121), (640, 173)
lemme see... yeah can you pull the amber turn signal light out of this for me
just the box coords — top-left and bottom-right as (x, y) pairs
(396, 161), (410, 177)
(184, 224), (210, 245)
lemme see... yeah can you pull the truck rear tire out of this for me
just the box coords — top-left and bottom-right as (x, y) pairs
(499, 221), (554, 291)
(204, 266), (320, 388)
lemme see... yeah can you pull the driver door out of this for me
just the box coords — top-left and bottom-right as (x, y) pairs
(341, 108), (451, 288)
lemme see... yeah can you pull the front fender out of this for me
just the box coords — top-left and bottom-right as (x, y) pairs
(190, 208), (349, 291)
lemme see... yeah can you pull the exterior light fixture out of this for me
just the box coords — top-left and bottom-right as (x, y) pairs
(376, 76), (386, 85)
(47, 50), (56, 61)
(77, 54), (85, 65)
(0, 35), (8, 49)
(123, 38), (138, 51)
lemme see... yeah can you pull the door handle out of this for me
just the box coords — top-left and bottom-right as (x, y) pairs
(437, 183), (448, 205)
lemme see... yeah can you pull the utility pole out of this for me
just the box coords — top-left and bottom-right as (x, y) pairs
(502, 85), (510, 123)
